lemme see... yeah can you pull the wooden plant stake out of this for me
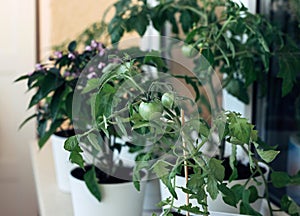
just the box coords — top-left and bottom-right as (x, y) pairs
(181, 109), (190, 216)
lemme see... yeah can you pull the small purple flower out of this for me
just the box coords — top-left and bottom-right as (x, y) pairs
(87, 72), (97, 79)
(68, 53), (76, 60)
(54, 51), (63, 58)
(85, 45), (92, 51)
(64, 71), (71, 77)
(35, 63), (43, 70)
(110, 58), (122, 64)
(88, 66), (95, 73)
(98, 62), (106, 69)
(97, 43), (105, 56)
(91, 40), (98, 48)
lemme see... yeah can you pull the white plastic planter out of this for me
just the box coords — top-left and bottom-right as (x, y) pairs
(159, 211), (245, 216)
(160, 163), (269, 215)
(69, 167), (146, 216)
(118, 142), (162, 211)
(143, 179), (162, 211)
(51, 134), (76, 193)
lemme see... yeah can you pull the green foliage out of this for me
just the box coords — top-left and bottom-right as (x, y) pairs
(107, 0), (300, 105)
(16, 40), (108, 146)
(84, 166), (102, 202)
(64, 136), (84, 168)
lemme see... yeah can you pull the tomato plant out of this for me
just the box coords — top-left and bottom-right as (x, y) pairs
(181, 44), (198, 58)
(138, 101), (163, 121)
(161, 92), (174, 109)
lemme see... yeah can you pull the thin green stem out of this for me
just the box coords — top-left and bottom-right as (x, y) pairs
(215, 16), (233, 41)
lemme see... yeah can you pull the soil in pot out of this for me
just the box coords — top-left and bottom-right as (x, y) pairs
(54, 129), (75, 138)
(71, 165), (135, 184)
(179, 157), (267, 180)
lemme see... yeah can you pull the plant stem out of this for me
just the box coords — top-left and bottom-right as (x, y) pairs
(181, 109), (190, 216)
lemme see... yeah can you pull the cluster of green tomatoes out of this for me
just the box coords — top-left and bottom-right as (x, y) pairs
(138, 92), (175, 121)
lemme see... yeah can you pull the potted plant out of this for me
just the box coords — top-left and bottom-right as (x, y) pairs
(15, 39), (108, 192)
(69, 48), (300, 216)
(63, 47), (168, 215)
(102, 1), (300, 213)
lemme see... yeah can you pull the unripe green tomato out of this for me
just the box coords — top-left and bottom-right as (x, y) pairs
(181, 44), (198, 58)
(161, 92), (174, 109)
(139, 101), (163, 121)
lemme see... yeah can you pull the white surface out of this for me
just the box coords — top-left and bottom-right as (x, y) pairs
(30, 142), (73, 216)
(51, 134), (76, 192)
(30, 141), (162, 216)
(0, 0), (38, 214)
(70, 168), (145, 216)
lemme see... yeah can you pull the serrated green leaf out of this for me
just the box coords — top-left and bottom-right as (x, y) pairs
(64, 135), (80, 151)
(209, 158), (225, 182)
(218, 183), (237, 207)
(279, 195), (300, 215)
(152, 160), (177, 199)
(248, 186), (259, 203)
(70, 151), (84, 168)
(227, 112), (251, 144)
(82, 78), (100, 94)
(215, 43), (230, 66)
(226, 78), (249, 104)
(277, 47), (300, 96)
(201, 48), (214, 65)
(84, 166), (102, 202)
(229, 144), (238, 182)
(230, 184), (244, 204)
(240, 189), (262, 216)
(187, 173), (205, 193)
(271, 171), (291, 188)
(87, 133), (101, 151)
(256, 148), (279, 163)
(241, 58), (256, 87)
(207, 175), (219, 200)
(179, 203), (204, 214)
(180, 10), (193, 33)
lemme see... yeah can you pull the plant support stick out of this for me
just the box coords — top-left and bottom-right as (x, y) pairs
(181, 109), (190, 216)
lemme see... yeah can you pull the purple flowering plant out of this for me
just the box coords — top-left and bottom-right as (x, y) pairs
(15, 40), (110, 148)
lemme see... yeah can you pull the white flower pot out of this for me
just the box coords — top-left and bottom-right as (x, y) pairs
(159, 212), (245, 216)
(160, 162), (269, 215)
(118, 142), (162, 211)
(51, 134), (76, 193)
(69, 166), (146, 216)
(143, 179), (162, 211)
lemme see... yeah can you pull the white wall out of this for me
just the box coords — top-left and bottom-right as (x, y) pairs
(0, 0), (38, 215)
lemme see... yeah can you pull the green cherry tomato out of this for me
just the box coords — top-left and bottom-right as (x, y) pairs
(181, 44), (198, 58)
(161, 92), (174, 109)
(139, 101), (163, 121)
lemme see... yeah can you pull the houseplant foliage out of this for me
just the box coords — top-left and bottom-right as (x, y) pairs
(64, 46), (300, 215)
(107, 0), (300, 100)
(15, 40), (107, 148)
